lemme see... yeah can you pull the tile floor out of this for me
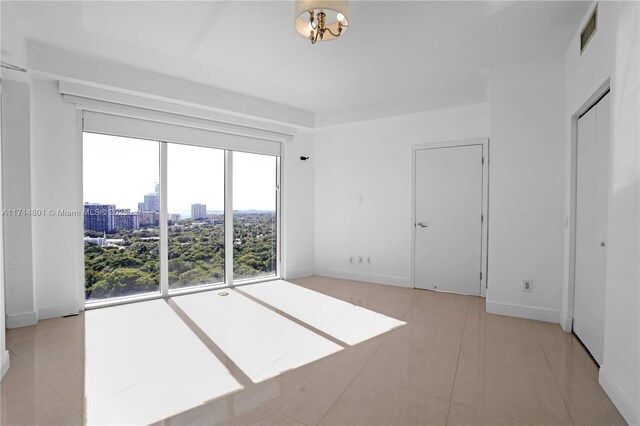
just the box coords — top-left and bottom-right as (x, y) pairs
(1, 276), (627, 425)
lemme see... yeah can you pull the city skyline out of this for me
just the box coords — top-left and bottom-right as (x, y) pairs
(84, 194), (274, 216)
(84, 182), (275, 233)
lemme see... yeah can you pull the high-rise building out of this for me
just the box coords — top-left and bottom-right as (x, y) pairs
(143, 193), (159, 212)
(84, 203), (115, 233)
(84, 204), (141, 232)
(191, 203), (207, 220)
(112, 209), (139, 230)
(137, 211), (160, 227)
(138, 182), (160, 212)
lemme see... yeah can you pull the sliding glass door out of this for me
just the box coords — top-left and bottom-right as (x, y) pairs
(83, 133), (280, 305)
(83, 133), (161, 302)
(233, 152), (278, 281)
(167, 144), (225, 291)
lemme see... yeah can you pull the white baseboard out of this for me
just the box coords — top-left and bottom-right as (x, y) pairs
(6, 311), (37, 328)
(315, 269), (411, 288)
(38, 301), (80, 321)
(561, 317), (573, 332)
(283, 268), (316, 280)
(599, 367), (640, 426)
(486, 301), (560, 323)
(1, 350), (9, 380)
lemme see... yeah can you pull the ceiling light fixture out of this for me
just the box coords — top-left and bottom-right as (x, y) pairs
(294, 0), (349, 44)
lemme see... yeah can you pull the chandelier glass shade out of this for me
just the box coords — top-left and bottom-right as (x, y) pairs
(294, 0), (349, 44)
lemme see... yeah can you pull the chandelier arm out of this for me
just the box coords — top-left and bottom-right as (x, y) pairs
(325, 27), (343, 37)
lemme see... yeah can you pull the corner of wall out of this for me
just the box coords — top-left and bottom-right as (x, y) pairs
(37, 301), (80, 321)
(599, 367), (640, 426)
(282, 130), (316, 279)
(0, 350), (10, 381)
(315, 268), (411, 288)
(6, 311), (37, 328)
(486, 300), (561, 324)
(486, 55), (567, 322)
(284, 268), (317, 280)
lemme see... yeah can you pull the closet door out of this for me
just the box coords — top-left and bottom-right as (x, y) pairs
(574, 93), (610, 365)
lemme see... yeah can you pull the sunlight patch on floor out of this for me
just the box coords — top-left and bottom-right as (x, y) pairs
(85, 300), (242, 425)
(240, 280), (406, 345)
(172, 289), (343, 383)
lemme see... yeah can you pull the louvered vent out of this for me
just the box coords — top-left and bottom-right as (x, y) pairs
(580, 5), (597, 54)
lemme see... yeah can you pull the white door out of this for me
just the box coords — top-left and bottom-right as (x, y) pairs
(414, 144), (483, 295)
(574, 93), (610, 365)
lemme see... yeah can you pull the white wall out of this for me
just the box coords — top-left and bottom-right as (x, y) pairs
(314, 56), (568, 320)
(30, 79), (83, 319)
(1, 0), (37, 331)
(0, 84), (10, 380)
(1, 78), (37, 328)
(0, 2), (26, 69)
(313, 103), (489, 286)
(486, 56), (567, 322)
(283, 131), (316, 279)
(563, 2), (639, 423)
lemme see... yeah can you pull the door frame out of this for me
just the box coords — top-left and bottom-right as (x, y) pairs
(411, 138), (490, 297)
(564, 80), (611, 332)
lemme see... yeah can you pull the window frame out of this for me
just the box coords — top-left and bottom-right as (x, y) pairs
(81, 116), (282, 309)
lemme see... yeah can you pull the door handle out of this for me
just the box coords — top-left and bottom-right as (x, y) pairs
(415, 223), (428, 228)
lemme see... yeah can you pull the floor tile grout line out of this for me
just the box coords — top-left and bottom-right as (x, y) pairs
(313, 319), (398, 425)
(457, 299), (524, 425)
(532, 326), (578, 425)
(445, 294), (473, 425)
(339, 293), (477, 424)
(147, 280), (398, 424)
(270, 408), (306, 426)
(452, 312), (538, 426)
(232, 286), (351, 348)
(467, 318), (563, 380)
(449, 400), (537, 426)
(386, 291), (421, 321)
(286, 278), (420, 424)
(5, 348), (84, 417)
(458, 322), (572, 425)
(236, 279), (400, 425)
(358, 370), (453, 403)
(474, 306), (533, 425)
(164, 298), (253, 386)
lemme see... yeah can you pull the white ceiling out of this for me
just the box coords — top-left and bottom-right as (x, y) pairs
(7, 1), (589, 114)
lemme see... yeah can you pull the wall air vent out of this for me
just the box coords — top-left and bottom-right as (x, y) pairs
(580, 5), (597, 54)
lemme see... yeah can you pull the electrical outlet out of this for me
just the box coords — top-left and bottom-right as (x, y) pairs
(366, 257), (372, 265)
(358, 256), (363, 264)
(523, 280), (533, 292)
(349, 256), (354, 264)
